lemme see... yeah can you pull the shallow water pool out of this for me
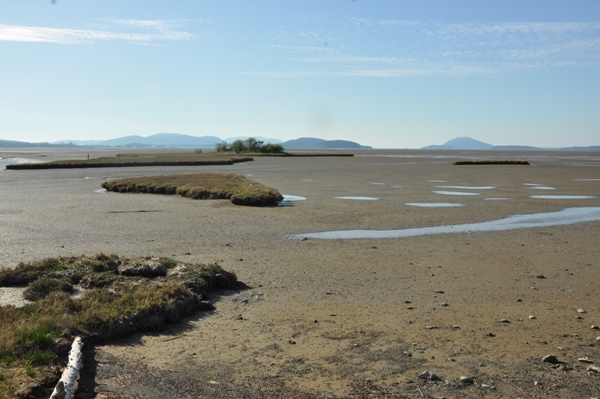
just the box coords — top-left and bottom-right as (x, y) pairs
(405, 203), (464, 208)
(436, 185), (496, 190)
(290, 207), (600, 240)
(278, 195), (307, 206)
(433, 190), (481, 196)
(530, 195), (597, 200)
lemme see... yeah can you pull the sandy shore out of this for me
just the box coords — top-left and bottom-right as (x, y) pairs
(1, 148), (600, 398)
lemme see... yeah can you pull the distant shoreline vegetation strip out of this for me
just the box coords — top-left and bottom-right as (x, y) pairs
(5, 156), (253, 170)
(101, 172), (283, 206)
(453, 160), (529, 165)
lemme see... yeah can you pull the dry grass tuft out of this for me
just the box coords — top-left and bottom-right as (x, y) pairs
(0, 255), (244, 398)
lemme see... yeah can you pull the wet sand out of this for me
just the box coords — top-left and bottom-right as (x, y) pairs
(1, 148), (600, 398)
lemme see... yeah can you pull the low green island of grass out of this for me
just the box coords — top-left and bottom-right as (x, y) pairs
(453, 160), (530, 165)
(0, 254), (245, 398)
(5, 152), (253, 170)
(101, 172), (284, 206)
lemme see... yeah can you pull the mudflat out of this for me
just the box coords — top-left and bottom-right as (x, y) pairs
(1, 148), (600, 398)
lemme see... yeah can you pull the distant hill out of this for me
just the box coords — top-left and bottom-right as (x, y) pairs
(422, 137), (600, 151)
(99, 133), (223, 148)
(283, 137), (371, 149)
(283, 137), (326, 149)
(422, 137), (492, 150)
(318, 140), (365, 149)
(3, 134), (371, 149)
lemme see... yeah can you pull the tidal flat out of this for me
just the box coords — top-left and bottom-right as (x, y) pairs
(1, 147), (600, 398)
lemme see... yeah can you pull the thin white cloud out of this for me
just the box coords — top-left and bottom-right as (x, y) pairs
(111, 19), (186, 31)
(249, 19), (600, 77)
(0, 21), (196, 44)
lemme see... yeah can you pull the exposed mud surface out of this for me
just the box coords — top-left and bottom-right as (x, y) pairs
(2, 148), (600, 398)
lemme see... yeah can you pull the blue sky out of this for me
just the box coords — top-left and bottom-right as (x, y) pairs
(1, 1), (599, 148)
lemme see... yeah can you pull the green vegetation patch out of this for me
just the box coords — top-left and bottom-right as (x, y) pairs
(453, 160), (530, 165)
(101, 172), (284, 206)
(5, 152), (253, 170)
(215, 137), (285, 154)
(0, 254), (245, 398)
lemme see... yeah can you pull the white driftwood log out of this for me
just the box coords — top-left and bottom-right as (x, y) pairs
(50, 336), (84, 399)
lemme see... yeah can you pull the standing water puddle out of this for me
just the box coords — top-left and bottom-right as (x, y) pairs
(406, 203), (464, 208)
(530, 195), (597, 200)
(433, 191), (480, 196)
(279, 195), (307, 207)
(290, 207), (600, 240)
(529, 186), (556, 190)
(436, 186), (496, 190)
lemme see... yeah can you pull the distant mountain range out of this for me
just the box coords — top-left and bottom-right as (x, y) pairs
(2, 134), (598, 151)
(0, 133), (371, 150)
(422, 137), (600, 151)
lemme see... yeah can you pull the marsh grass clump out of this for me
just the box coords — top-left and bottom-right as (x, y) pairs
(453, 160), (529, 165)
(0, 253), (120, 287)
(0, 255), (245, 397)
(23, 277), (73, 301)
(5, 152), (254, 170)
(102, 172), (283, 206)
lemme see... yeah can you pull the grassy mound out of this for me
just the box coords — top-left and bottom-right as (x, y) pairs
(453, 160), (529, 165)
(0, 254), (245, 398)
(101, 172), (283, 206)
(5, 153), (253, 170)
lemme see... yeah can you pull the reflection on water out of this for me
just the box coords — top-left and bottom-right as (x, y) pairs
(335, 196), (379, 201)
(0, 158), (17, 171)
(574, 178), (600, 181)
(406, 203), (464, 207)
(436, 185), (495, 190)
(433, 190), (480, 196)
(530, 195), (597, 199)
(290, 207), (600, 240)
(0, 157), (36, 170)
(529, 186), (556, 190)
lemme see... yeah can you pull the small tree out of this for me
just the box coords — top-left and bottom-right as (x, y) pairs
(245, 137), (264, 152)
(230, 140), (247, 153)
(215, 141), (229, 152)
